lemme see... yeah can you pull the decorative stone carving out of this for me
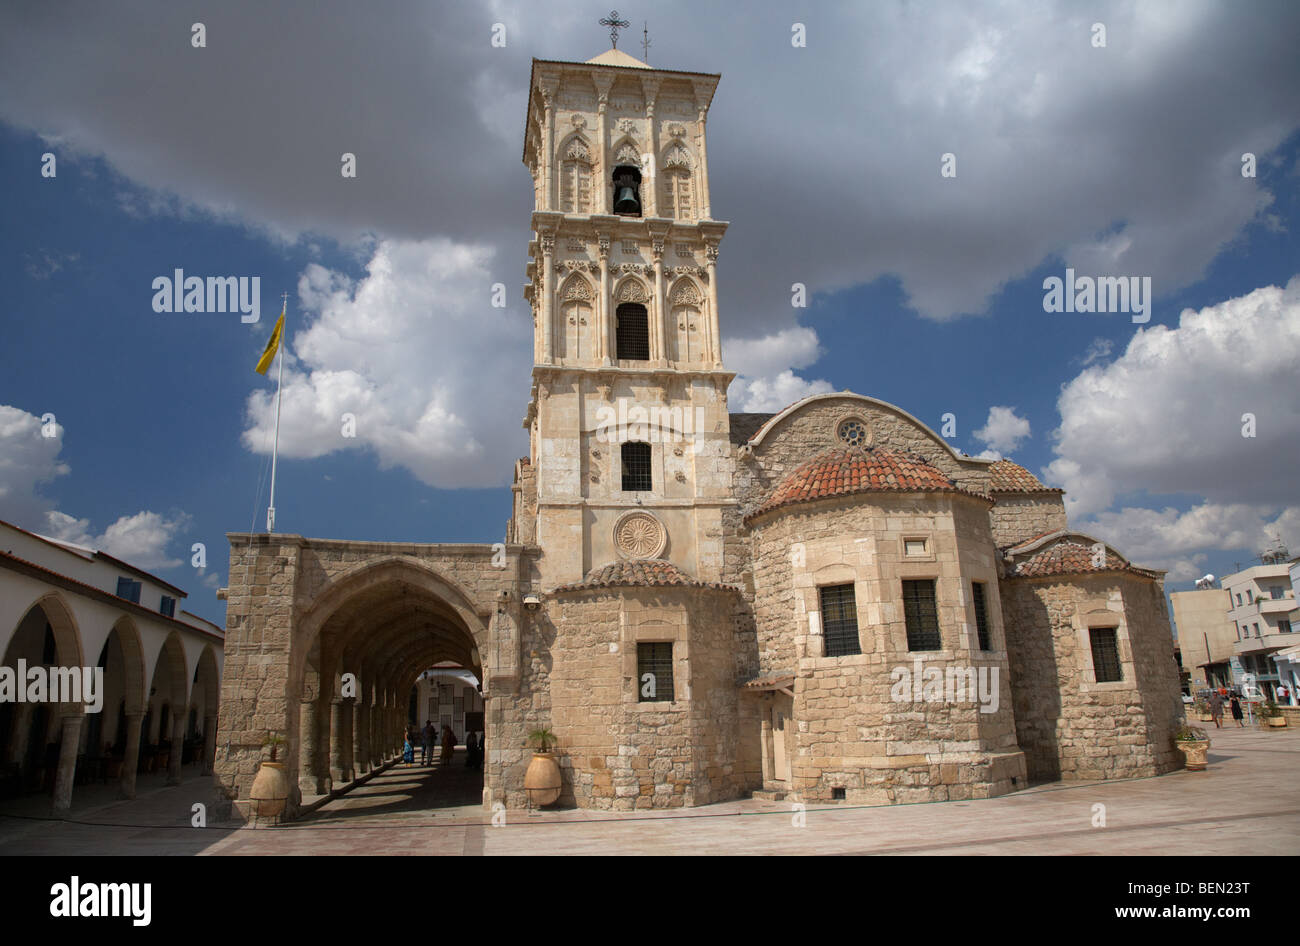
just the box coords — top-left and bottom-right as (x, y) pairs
(615, 144), (640, 166)
(671, 282), (702, 306)
(540, 234), (556, 254)
(664, 145), (692, 169)
(705, 245), (718, 262)
(614, 511), (667, 559)
(563, 278), (594, 302)
(565, 138), (591, 162)
(617, 118), (636, 133)
(566, 237), (584, 251)
(570, 114), (587, 129)
(597, 236), (610, 258)
(616, 280), (647, 303)
(666, 122), (686, 138)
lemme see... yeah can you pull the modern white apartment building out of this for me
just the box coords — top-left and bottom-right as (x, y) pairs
(1223, 561), (1298, 700)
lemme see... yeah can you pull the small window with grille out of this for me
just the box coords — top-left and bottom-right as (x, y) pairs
(621, 441), (652, 491)
(1089, 628), (1122, 682)
(819, 584), (861, 657)
(971, 581), (991, 651)
(637, 642), (674, 701)
(902, 579), (942, 651)
(616, 303), (650, 360)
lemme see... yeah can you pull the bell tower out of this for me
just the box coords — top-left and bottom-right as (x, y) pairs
(520, 38), (735, 589)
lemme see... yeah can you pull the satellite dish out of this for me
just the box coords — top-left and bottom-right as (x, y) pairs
(1194, 574), (1216, 590)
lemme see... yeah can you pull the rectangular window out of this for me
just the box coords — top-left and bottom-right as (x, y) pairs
(1279, 619), (1292, 634)
(1247, 589), (1254, 603)
(1254, 623), (1261, 637)
(819, 584), (861, 657)
(1270, 586), (1285, 600)
(1236, 593), (1242, 606)
(1089, 628), (1122, 683)
(621, 441), (652, 492)
(637, 642), (674, 702)
(902, 579), (942, 651)
(116, 577), (141, 604)
(971, 581), (991, 651)
(159, 595), (176, 618)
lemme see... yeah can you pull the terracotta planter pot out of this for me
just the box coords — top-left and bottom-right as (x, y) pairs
(249, 761), (290, 818)
(523, 752), (562, 807)
(1177, 739), (1210, 771)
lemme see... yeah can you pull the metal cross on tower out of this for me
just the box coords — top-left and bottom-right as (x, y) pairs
(641, 21), (651, 61)
(600, 10), (630, 49)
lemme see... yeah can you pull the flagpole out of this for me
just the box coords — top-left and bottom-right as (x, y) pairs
(267, 293), (287, 533)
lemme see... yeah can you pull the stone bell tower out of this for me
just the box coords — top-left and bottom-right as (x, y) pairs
(520, 39), (735, 589)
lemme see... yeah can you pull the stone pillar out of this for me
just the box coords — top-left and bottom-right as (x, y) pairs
(298, 699), (317, 795)
(760, 709), (773, 783)
(119, 712), (143, 799)
(166, 715), (185, 785)
(652, 243), (667, 366)
(540, 233), (555, 364)
(540, 83), (556, 210)
(642, 76), (661, 217)
(340, 700), (355, 782)
(329, 700), (345, 784)
(353, 700), (369, 776)
(51, 714), (84, 813)
(594, 75), (613, 215)
(202, 714), (218, 776)
(696, 108), (712, 220)
(598, 236), (611, 365)
(705, 245), (721, 367)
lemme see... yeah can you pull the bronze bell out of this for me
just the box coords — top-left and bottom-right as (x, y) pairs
(614, 184), (640, 215)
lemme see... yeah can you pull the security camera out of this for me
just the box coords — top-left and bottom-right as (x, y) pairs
(523, 594), (541, 611)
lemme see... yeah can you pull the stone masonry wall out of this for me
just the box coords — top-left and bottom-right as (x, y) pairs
(1000, 573), (1184, 782)
(989, 494), (1068, 549)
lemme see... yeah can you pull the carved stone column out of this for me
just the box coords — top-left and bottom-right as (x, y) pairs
(540, 232), (555, 365)
(641, 75), (662, 217)
(652, 240), (667, 366)
(696, 108), (712, 220)
(298, 699), (318, 795)
(705, 245), (722, 367)
(594, 75), (614, 214)
(539, 81), (557, 210)
(353, 699), (369, 776)
(597, 235), (612, 364)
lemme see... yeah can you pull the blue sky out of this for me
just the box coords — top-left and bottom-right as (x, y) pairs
(1, 1), (1297, 627)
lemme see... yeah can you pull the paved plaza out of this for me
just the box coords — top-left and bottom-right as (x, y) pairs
(0, 725), (1295, 856)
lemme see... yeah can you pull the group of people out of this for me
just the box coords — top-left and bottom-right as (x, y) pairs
(401, 721), (481, 767)
(1206, 688), (1246, 728)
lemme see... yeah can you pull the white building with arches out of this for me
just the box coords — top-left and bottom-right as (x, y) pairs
(0, 519), (223, 810)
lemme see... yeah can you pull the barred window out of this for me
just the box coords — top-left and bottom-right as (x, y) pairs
(616, 303), (650, 360)
(621, 441), (651, 492)
(637, 642), (674, 701)
(971, 581), (991, 651)
(1090, 628), (1122, 682)
(902, 579), (942, 651)
(819, 584), (861, 657)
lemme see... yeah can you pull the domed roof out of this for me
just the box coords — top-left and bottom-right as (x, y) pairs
(1003, 531), (1164, 580)
(746, 448), (985, 523)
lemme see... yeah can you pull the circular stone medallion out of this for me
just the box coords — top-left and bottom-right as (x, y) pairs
(613, 511), (667, 559)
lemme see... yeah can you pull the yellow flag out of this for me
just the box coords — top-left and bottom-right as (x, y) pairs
(255, 304), (285, 375)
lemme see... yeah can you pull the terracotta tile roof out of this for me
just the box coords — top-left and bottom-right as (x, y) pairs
(1004, 535), (1164, 580)
(552, 559), (740, 594)
(988, 459), (1063, 493)
(746, 448), (988, 523)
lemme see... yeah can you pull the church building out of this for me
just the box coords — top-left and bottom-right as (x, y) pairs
(212, 41), (1184, 818)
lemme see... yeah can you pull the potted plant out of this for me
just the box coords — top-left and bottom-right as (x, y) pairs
(1174, 725), (1210, 771)
(1193, 700), (1212, 723)
(248, 732), (290, 819)
(1259, 701), (1287, 728)
(523, 728), (562, 807)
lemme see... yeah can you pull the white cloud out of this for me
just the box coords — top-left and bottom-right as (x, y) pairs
(241, 239), (531, 487)
(974, 406), (1031, 454)
(724, 326), (834, 413)
(1080, 338), (1114, 367)
(1078, 503), (1300, 583)
(0, 405), (188, 571)
(1045, 276), (1300, 519)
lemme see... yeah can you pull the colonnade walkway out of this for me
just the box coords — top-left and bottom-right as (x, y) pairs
(0, 727), (1296, 855)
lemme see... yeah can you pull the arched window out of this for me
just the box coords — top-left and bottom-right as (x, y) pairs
(612, 165), (642, 216)
(615, 303), (649, 360)
(621, 441), (652, 492)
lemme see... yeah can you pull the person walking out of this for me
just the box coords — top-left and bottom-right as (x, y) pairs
(1207, 689), (1224, 729)
(421, 720), (435, 766)
(1230, 694), (1245, 727)
(402, 730), (415, 766)
(440, 724), (456, 765)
